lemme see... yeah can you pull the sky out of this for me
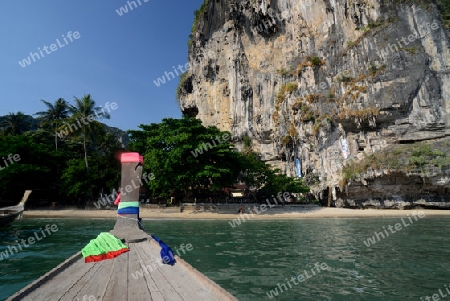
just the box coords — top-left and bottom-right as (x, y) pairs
(0, 0), (204, 131)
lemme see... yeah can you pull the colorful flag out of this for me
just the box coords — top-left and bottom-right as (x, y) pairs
(81, 232), (129, 263)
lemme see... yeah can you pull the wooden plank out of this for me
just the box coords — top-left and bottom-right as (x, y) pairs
(134, 243), (166, 301)
(102, 249), (129, 301)
(161, 259), (219, 301)
(138, 241), (202, 300)
(135, 242), (184, 300)
(144, 240), (237, 300)
(7, 237), (237, 301)
(6, 251), (85, 301)
(127, 243), (153, 300)
(28, 257), (97, 301)
(64, 257), (115, 301)
(175, 256), (237, 301)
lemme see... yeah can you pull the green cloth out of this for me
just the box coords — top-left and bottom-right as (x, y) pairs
(118, 201), (140, 210)
(81, 232), (128, 258)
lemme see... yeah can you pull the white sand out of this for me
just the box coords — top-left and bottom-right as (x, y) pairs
(23, 207), (450, 220)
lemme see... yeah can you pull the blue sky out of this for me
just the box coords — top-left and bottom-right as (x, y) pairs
(0, 0), (204, 131)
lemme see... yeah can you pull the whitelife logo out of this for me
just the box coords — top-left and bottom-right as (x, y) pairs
(93, 171), (155, 209)
(131, 243), (194, 280)
(228, 192), (290, 228)
(0, 153), (21, 171)
(190, 133), (231, 158)
(363, 211), (425, 247)
(421, 284), (450, 301)
(266, 262), (329, 299)
(57, 102), (118, 139)
(376, 20), (440, 57)
(18, 31), (81, 68)
(153, 63), (191, 87)
(0, 224), (58, 260)
(115, 0), (149, 16)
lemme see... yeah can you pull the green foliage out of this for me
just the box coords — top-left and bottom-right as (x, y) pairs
(281, 136), (293, 146)
(243, 135), (252, 152)
(0, 126), (122, 207)
(0, 96), (123, 207)
(260, 170), (310, 196)
(35, 98), (69, 150)
(327, 90), (336, 100)
(128, 117), (240, 197)
(303, 173), (320, 187)
(239, 151), (309, 195)
(409, 143), (447, 169)
(0, 99), (313, 206)
(128, 119), (311, 199)
(239, 151), (271, 189)
(436, 0), (450, 29)
(176, 71), (189, 101)
(276, 82), (298, 104)
(346, 40), (358, 48)
(313, 121), (322, 137)
(292, 101), (316, 122)
(61, 151), (120, 199)
(276, 68), (290, 77)
(367, 62), (386, 77)
(337, 73), (353, 83)
(367, 21), (384, 29)
(342, 141), (450, 181)
(61, 159), (91, 197)
(189, 0), (209, 43)
(0, 135), (64, 202)
(284, 82), (298, 93)
(0, 112), (32, 135)
(369, 64), (377, 75)
(66, 94), (110, 170)
(402, 47), (417, 54)
(309, 56), (324, 67)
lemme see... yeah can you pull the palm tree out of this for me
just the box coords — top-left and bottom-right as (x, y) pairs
(0, 112), (31, 135)
(35, 98), (68, 150)
(67, 94), (110, 170)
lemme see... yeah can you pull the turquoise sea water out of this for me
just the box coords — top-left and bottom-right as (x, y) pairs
(0, 217), (449, 300)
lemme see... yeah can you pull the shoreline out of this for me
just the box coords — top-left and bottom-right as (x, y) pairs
(22, 207), (450, 220)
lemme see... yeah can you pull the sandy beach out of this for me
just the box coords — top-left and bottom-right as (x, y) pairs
(22, 206), (450, 220)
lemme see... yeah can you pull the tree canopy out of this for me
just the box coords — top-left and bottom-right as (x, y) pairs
(0, 105), (309, 206)
(0, 96), (122, 207)
(128, 117), (309, 200)
(128, 117), (241, 197)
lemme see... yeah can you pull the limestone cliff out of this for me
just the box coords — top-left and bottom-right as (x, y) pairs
(179, 0), (450, 208)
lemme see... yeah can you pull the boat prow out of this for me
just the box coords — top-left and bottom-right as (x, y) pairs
(0, 190), (32, 227)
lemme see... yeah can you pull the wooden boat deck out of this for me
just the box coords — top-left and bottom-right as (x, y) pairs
(7, 158), (237, 301)
(7, 238), (237, 301)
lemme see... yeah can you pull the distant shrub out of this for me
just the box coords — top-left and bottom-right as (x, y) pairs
(309, 56), (324, 67)
(338, 74), (353, 83)
(277, 68), (290, 77)
(284, 82), (297, 93)
(176, 72), (190, 100)
(341, 141), (450, 181)
(346, 40), (357, 48)
(189, 0), (209, 44)
(281, 136), (293, 145)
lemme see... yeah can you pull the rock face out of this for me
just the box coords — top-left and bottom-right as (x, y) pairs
(179, 0), (450, 208)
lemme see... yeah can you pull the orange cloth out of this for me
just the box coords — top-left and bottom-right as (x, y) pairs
(84, 248), (129, 263)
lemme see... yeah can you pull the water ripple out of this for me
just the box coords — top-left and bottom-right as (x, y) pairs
(0, 218), (449, 301)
